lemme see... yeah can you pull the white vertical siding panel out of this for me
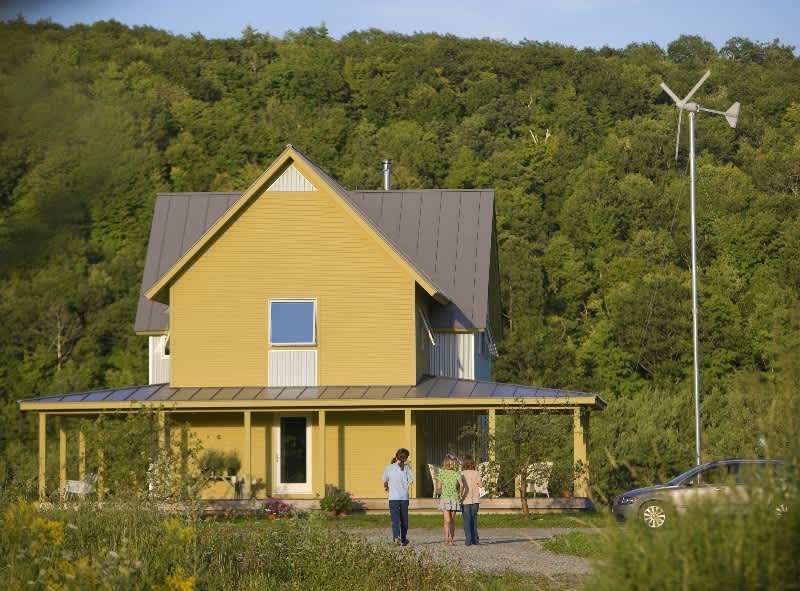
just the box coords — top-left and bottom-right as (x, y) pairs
(148, 336), (170, 384)
(268, 350), (317, 386)
(266, 165), (317, 192)
(430, 332), (474, 379)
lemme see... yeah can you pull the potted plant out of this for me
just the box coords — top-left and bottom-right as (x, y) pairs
(264, 497), (295, 520)
(199, 449), (227, 476)
(198, 449), (241, 476)
(319, 487), (353, 516)
(224, 450), (241, 476)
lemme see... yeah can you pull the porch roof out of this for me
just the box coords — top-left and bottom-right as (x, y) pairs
(18, 375), (605, 413)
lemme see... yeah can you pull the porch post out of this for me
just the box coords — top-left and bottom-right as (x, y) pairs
(38, 413), (46, 500)
(157, 411), (166, 454)
(573, 407), (590, 497)
(404, 409), (413, 499)
(487, 408), (496, 462)
(318, 410), (326, 498)
(97, 447), (105, 501)
(59, 419), (67, 494)
(78, 428), (86, 479)
(243, 410), (252, 499)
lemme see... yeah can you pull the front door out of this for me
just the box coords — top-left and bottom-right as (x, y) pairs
(274, 415), (312, 494)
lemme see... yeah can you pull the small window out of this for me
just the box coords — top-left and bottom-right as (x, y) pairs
(270, 300), (316, 346)
(477, 332), (487, 358)
(485, 323), (498, 358)
(418, 307), (435, 348)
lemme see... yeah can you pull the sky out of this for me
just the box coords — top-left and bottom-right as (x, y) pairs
(1, 0), (798, 51)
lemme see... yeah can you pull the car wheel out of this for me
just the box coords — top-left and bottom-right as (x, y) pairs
(640, 501), (668, 529)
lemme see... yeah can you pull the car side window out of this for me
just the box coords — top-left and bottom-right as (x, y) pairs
(701, 466), (730, 485)
(735, 463), (766, 485)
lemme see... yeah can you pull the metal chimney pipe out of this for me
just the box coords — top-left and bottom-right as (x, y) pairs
(382, 159), (392, 190)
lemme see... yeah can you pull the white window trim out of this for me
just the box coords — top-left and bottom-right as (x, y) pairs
(269, 299), (317, 346)
(418, 307), (436, 347)
(160, 334), (170, 359)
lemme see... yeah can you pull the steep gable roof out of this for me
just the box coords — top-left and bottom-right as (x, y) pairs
(135, 146), (497, 333)
(143, 145), (446, 306)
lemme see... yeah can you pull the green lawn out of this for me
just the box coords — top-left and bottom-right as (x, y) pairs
(542, 531), (609, 559)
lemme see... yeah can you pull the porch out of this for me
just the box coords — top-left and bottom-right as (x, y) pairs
(20, 376), (606, 505)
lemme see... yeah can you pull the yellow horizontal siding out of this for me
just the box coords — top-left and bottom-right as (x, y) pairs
(160, 410), (419, 500)
(323, 412), (406, 498)
(171, 188), (416, 387)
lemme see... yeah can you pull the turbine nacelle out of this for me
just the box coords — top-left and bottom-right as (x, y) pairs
(661, 70), (740, 161)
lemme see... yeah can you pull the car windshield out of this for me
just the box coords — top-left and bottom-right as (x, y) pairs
(665, 465), (704, 486)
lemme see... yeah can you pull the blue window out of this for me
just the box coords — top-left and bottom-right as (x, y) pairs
(270, 300), (316, 345)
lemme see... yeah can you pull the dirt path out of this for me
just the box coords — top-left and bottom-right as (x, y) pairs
(348, 527), (598, 578)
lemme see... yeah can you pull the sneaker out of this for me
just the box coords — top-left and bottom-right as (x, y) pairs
(401, 539), (410, 546)
(393, 538), (401, 545)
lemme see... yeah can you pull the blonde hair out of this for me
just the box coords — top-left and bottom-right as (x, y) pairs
(442, 454), (459, 470)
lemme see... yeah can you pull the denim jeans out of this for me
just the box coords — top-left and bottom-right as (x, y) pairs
(462, 502), (480, 545)
(388, 499), (409, 542)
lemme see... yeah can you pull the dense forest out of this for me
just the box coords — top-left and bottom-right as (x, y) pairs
(0, 17), (798, 500)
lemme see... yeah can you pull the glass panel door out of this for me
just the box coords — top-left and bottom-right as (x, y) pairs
(275, 415), (311, 494)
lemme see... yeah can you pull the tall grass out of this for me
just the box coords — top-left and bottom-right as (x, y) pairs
(586, 473), (800, 590)
(0, 494), (541, 590)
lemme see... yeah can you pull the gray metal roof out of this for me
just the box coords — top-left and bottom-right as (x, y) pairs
(135, 167), (496, 333)
(19, 375), (605, 410)
(349, 190), (494, 329)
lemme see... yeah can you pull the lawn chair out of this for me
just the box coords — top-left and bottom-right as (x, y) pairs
(526, 461), (553, 498)
(427, 464), (441, 498)
(63, 473), (97, 501)
(477, 461), (500, 497)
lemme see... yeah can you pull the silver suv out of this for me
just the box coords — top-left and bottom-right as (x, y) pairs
(612, 458), (784, 529)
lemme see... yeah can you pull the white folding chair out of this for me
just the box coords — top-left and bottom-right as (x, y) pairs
(526, 461), (553, 498)
(63, 473), (97, 501)
(427, 464), (441, 498)
(478, 461), (499, 497)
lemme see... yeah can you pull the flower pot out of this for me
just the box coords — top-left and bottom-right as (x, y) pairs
(326, 510), (338, 518)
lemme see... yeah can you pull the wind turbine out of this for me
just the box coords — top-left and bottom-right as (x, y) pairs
(659, 70), (740, 468)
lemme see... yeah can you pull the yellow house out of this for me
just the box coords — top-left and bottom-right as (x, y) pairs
(20, 145), (605, 507)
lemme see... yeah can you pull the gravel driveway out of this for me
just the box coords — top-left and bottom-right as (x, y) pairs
(348, 527), (598, 578)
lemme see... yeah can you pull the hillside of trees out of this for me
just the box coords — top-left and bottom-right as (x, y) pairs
(0, 17), (798, 499)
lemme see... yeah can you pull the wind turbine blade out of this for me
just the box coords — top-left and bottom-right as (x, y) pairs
(725, 102), (741, 128)
(681, 70), (711, 104)
(660, 82), (682, 105)
(675, 109), (682, 161)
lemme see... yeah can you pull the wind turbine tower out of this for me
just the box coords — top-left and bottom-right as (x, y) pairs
(659, 70), (740, 468)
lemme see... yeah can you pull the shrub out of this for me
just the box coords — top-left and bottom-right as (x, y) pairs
(319, 487), (353, 514)
(199, 449), (241, 475)
(586, 468), (800, 591)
